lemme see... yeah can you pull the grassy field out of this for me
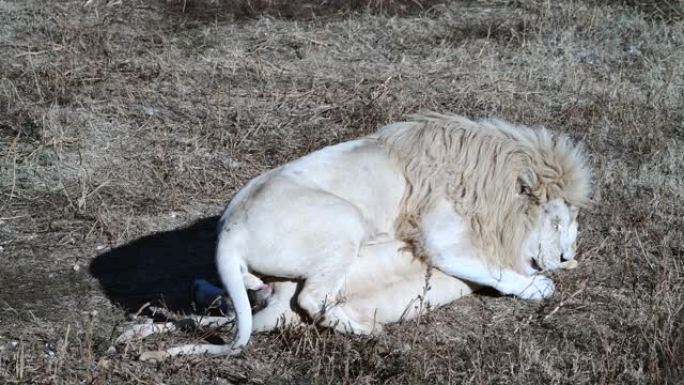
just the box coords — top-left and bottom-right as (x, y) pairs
(1, 0), (683, 384)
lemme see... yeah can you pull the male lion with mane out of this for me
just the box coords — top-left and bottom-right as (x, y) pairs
(131, 112), (591, 359)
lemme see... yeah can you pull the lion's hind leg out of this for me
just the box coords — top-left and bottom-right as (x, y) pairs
(298, 283), (378, 335)
(242, 185), (378, 336)
(291, 236), (380, 335)
(298, 268), (379, 335)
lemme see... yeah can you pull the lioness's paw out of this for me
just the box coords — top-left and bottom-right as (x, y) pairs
(324, 313), (379, 336)
(248, 284), (273, 311)
(517, 275), (555, 300)
(336, 319), (377, 336)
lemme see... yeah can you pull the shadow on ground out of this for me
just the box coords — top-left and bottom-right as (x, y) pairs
(89, 214), (500, 316)
(89, 216), (222, 314)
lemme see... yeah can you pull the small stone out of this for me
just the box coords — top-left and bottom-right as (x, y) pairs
(143, 106), (157, 116)
(224, 158), (242, 169)
(139, 350), (171, 362)
(73, 264), (81, 272)
(626, 43), (640, 55)
(98, 357), (111, 369)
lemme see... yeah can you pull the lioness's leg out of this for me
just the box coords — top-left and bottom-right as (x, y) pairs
(252, 241), (476, 333)
(421, 199), (554, 300)
(341, 241), (476, 327)
(346, 271), (476, 325)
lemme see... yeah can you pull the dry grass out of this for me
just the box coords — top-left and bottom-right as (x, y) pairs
(1, 0), (683, 384)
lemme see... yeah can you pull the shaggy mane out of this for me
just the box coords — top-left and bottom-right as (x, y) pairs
(376, 112), (592, 272)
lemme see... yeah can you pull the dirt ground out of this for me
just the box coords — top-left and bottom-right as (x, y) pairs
(1, 0), (683, 384)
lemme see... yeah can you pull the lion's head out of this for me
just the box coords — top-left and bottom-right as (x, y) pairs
(378, 112), (592, 274)
(521, 198), (580, 274)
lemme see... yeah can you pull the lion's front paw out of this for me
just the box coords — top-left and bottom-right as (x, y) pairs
(516, 275), (555, 300)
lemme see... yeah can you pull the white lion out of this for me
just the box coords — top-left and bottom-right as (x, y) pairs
(248, 200), (581, 336)
(126, 113), (591, 359)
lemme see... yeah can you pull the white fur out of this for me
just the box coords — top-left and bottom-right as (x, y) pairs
(217, 138), (407, 349)
(215, 120), (587, 349)
(521, 198), (580, 273)
(420, 198), (556, 300)
(250, 240), (479, 335)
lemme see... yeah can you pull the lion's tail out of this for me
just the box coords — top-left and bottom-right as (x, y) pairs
(215, 232), (252, 349)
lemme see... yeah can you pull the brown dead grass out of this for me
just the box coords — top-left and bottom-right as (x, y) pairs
(1, 0), (683, 384)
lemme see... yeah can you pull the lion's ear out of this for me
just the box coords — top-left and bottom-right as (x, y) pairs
(518, 179), (531, 196)
(517, 169), (536, 198)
